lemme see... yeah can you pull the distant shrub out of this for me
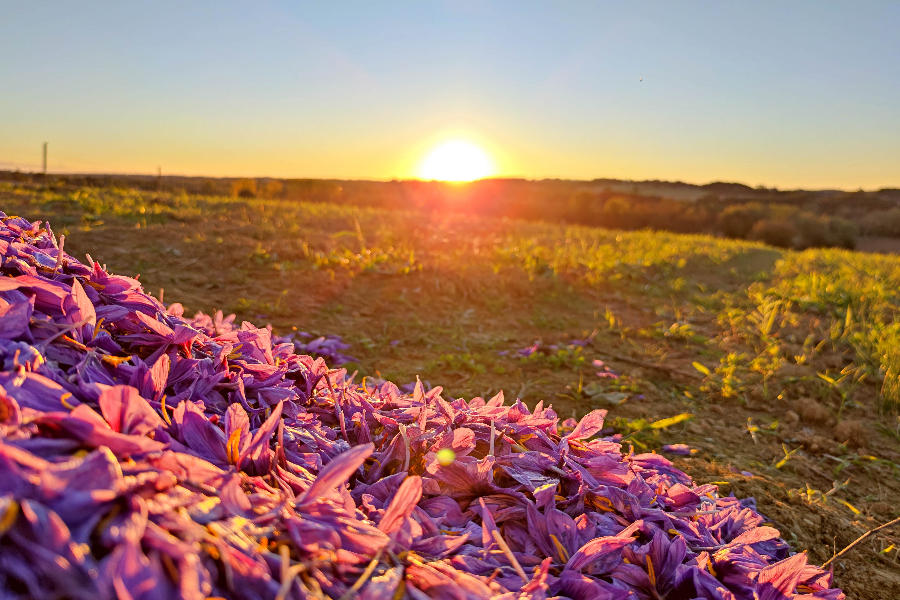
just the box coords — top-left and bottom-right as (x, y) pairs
(859, 208), (900, 237)
(567, 190), (599, 217)
(826, 217), (857, 249)
(261, 179), (284, 199)
(200, 179), (219, 196)
(600, 196), (639, 229)
(795, 214), (830, 248)
(749, 218), (798, 248)
(794, 214), (855, 249)
(230, 178), (257, 198)
(717, 203), (769, 238)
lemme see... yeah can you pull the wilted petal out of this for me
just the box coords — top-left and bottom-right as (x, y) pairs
(238, 400), (283, 473)
(379, 475), (423, 534)
(554, 570), (619, 600)
(299, 442), (375, 505)
(179, 410), (229, 466)
(755, 552), (807, 600)
(0, 371), (80, 412)
(99, 385), (163, 437)
(567, 409), (607, 440)
(565, 521), (642, 574)
(0, 295), (34, 340)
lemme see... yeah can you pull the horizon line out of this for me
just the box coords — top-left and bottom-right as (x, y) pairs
(2, 165), (895, 194)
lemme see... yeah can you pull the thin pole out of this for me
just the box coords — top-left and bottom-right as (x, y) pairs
(42, 142), (48, 174)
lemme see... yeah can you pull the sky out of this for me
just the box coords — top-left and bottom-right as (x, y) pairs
(1, 1), (898, 189)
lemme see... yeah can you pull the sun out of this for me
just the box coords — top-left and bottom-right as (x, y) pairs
(418, 140), (494, 181)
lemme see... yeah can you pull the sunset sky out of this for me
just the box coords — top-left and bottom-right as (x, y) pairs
(2, 1), (898, 189)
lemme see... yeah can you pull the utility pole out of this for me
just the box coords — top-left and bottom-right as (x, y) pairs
(42, 142), (48, 174)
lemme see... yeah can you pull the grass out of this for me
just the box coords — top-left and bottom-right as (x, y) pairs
(6, 181), (900, 596)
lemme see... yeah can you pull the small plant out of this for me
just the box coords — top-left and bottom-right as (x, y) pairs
(427, 352), (487, 375)
(520, 345), (587, 370)
(610, 413), (693, 449)
(663, 321), (706, 344)
(818, 364), (867, 419)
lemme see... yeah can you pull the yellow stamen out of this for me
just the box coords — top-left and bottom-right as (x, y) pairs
(205, 543), (220, 560)
(0, 500), (19, 535)
(646, 555), (656, 587)
(550, 534), (570, 563)
(60, 393), (76, 410)
(226, 343), (245, 360)
(591, 496), (615, 512)
(102, 354), (132, 366)
(226, 429), (242, 464)
(62, 335), (87, 350)
(160, 395), (172, 425)
(161, 552), (180, 583)
(391, 582), (406, 600)
(92, 317), (105, 340)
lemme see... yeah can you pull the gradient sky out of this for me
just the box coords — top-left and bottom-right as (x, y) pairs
(2, 1), (898, 189)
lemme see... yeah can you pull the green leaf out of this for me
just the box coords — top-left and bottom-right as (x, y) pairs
(650, 413), (693, 430)
(692, 362), (711, 376)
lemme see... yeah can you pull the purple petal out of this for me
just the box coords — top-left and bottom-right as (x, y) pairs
(378, 475), (423, 534)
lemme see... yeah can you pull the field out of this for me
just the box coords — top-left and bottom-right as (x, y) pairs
(3, 182), (900, 597)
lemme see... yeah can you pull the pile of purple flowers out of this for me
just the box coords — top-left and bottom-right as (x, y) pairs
(0, 213), (843, 599)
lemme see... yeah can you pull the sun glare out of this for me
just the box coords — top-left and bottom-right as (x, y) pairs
(418, 141), (494, 181)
